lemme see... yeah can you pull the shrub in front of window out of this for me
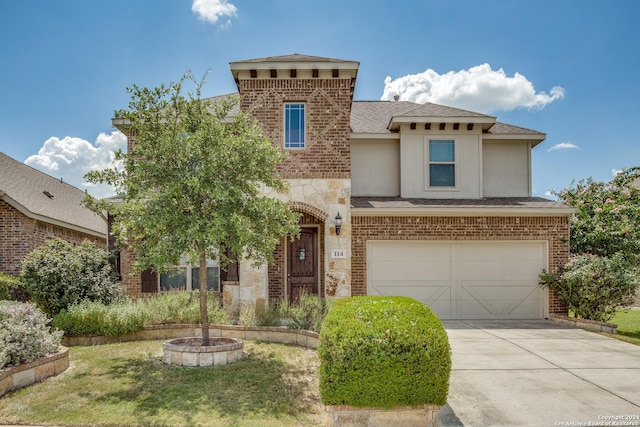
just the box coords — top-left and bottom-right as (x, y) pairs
(539, 253), (638, 322)
(0, 302), (63, 369)
(20, 238), (122, 317)
(318, 296), (451, 408)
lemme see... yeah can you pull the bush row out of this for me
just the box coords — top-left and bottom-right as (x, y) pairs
(0, 302), (63, 369)
(318, 296), (451, 408)
(53, 292), (230, 336)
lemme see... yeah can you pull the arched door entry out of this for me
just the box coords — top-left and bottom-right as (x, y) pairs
(287, 227), (318, 302)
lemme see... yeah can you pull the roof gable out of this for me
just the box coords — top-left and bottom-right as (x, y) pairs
(0, 152), (106, 237)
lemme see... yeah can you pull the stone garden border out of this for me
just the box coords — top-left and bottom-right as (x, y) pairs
(549, 313), (618, 334)
(62, 324), (319, 349)
(0, 346), (69, 398)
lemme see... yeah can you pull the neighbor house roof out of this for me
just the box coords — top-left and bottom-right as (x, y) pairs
(0, 152), (106, 238)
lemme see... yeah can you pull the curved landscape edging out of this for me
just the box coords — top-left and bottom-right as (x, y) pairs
(61, 324), (319, 349)
(0, 346), (69, 398)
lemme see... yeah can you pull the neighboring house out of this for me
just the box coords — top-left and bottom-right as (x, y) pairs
(115, 54), (573, 320)
(0, 152), (107, 276)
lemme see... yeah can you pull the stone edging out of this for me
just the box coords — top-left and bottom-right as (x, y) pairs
(324, 404), (440, 426)
(549, 313), (618, 334)
(62, 324), (319, 349)
(0, 346), (69, 398)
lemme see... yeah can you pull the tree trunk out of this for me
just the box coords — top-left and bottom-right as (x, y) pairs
(199, 250), (209, 346)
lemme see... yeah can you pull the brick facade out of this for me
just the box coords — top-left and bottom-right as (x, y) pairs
(351, 215), (570, 314)
(0, 200), (106, 276)
(237, 79), (353, 179)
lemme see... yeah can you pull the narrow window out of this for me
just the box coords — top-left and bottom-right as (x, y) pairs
(284, 103), (305, 149)
(429, 140), (455, 187)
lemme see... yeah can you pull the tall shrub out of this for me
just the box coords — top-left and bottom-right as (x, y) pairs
(21, 238), (122, 316)
(540, 254), (637, 322)
(318, 296), (451, 408)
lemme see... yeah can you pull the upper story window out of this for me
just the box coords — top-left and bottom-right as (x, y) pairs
(284, 103), (305, 149)
(428, 140), (455, 187)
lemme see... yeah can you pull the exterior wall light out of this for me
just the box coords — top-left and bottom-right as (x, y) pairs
(334, 212), (343, 236)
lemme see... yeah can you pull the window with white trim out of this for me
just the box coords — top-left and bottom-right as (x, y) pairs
(428, 139), (455, 187)
(284, 103), (305, 148)
(159, 256), (220, 292)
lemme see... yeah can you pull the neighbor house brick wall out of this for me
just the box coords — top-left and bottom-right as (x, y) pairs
(351, 215), (570, 314)
(0, 200), (106, 276)
(237, 79), (353, 179)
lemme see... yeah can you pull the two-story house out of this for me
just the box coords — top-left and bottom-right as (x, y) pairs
(116, 54), (573, 320)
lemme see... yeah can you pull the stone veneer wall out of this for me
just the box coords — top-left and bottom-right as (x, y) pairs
(351, 215), (570, 314)
(0, 200), (105, 276)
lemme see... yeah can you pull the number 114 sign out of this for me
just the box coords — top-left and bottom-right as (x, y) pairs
(331, 249), (346, 259)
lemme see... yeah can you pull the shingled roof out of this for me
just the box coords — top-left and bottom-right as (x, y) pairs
(0, 152), (106, 237)
(350, 99), (545, 142)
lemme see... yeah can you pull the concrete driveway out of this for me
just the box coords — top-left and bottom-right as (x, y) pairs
(439, 320), (640, 427)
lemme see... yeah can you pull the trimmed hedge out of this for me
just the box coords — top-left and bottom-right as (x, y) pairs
(318, 296), (451, 408)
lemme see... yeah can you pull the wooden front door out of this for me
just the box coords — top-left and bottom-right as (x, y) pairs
(287, 227), (318, 302)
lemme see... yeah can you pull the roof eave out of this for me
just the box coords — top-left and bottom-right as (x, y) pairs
(1, 193), (107, 239)
(351, 206), (576, 217)
(483, 133), (546, 147)
(350, 132), (400, 140)
(388, 116), (496, 131)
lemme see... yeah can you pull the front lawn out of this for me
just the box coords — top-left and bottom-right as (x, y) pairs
(607, 309), (640, 346)
(0, 340), (322, 426)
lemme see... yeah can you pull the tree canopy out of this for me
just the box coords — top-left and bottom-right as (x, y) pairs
(541, 167), (640, 321)
(86, 72), (300, 343)
(553, 167), (640, 264)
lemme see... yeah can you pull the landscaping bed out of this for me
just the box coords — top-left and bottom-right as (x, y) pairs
(0, 340), (323, 426)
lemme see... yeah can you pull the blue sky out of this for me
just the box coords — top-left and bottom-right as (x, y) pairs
(1, 0), (638, 199)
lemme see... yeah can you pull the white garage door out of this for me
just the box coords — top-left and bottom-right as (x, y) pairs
(367, 241), (547, 320)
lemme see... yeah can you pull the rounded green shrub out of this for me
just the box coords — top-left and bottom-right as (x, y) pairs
(20, 238), (122, 316)
(318, 296), (451, 408)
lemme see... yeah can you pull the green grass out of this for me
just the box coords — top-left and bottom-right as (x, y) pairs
(599, 310), (640, 346)
(0, 340), (322, 426)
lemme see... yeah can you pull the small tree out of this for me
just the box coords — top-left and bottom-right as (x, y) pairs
(86, 73), (300, 345)
(553, 167), (640, 264)
(20, 238), (121, 317)
(545, 167), (640, 320)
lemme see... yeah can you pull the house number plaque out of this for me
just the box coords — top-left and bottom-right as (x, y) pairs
(331, 249), (347, 259)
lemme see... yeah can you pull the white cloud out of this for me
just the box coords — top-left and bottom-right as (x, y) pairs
(25, 131), (126, 199)
(612, 168), (623, 176)
(192, 0), (237, 25)
(381, 64), (565, 114)
(547, 142), (580, 152)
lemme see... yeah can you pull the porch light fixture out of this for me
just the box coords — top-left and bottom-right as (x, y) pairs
(334, 212), (343, 236)
(298, 247), (306, 261)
